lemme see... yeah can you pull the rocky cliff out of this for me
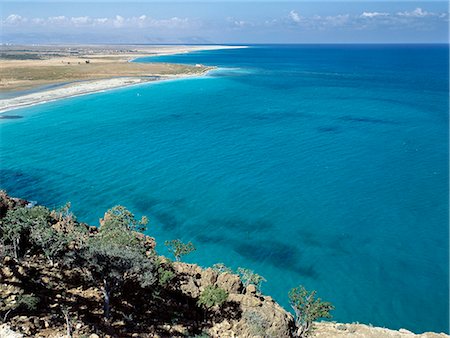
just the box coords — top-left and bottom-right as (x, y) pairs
(0, 192), (448, 338)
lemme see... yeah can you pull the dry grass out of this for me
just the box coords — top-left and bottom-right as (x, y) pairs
(0, 62), (209, 91)
(0, 45), (214, 91)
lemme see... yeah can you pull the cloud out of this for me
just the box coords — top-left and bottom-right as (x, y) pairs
(94, 18), (108, 25)
(113, 15), (125, 28)
(5, 14), (27, 24)
(2, 8), (447, 34)
(226, 17), (254, 29)
(48, 16), (67, 24)
(71, 16), (91, 25)
(397, 8), (432, 17)
(361, 12), (389, 18)
(289, 10), (301, 23)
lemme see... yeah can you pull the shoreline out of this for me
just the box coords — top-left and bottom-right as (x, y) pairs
(0, 72), (211, 114)
(0, 45), (246, 114)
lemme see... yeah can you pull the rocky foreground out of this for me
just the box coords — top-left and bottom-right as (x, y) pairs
(0, 192), (448, 338)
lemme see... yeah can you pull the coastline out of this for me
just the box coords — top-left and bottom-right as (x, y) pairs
(0, 72), (211, 114)
(0, 45), (246, 114)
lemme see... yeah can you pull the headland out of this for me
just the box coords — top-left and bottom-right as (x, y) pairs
(0, 45), (246, 112)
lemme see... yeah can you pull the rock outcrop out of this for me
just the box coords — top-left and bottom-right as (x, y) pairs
(0, 191), (448, 338)
(172, 261), (294, 337)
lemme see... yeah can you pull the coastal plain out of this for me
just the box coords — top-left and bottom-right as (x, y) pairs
(0, 45), (242, 111)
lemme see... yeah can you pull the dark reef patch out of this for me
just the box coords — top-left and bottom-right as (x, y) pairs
(296, 228), (353, 256)
(317, 126), (341, 133)
(207, 217), (273, 233)
(231, 240), (318, 279)
(0, 115), (23, 119)
(0, 169), (42, 190)
(338, 115), (399, 125)
(196, 233), (228, 245)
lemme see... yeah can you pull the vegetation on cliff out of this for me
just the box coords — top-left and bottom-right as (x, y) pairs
(0, 191), (333, 337)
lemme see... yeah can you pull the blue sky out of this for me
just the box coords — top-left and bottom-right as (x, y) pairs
(1, 1), (448, 44)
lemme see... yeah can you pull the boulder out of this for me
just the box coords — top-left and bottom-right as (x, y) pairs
(216, 273), (243, 294)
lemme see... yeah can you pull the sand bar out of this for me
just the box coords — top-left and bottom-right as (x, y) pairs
(0, 45), (246, 113)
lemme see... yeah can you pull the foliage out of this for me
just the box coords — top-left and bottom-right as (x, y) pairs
(197, 285), (228, 310)
(80, 206), (156, 318)
(237, 268), (266, 293)
(30, 220), (70, 265)
(243, 310), (268, 336)
(164, 239), (195, 261)
(100, 205), (148, 234)
(2, 293), (40, 322)
(288, 285), (334, 337)
(16, 294), (40, 311)
(51, 202), (77, 225)
(0, 206), (50, 259)
(212, 263), (233, 274)
(157, 265), (175, 286)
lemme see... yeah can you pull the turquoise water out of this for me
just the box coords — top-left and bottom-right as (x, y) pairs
(0, 45), (448, 333)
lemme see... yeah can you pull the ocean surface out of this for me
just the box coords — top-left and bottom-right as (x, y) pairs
(0, 44), (448, 333)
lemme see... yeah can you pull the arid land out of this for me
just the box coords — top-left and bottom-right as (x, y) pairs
(0, 44), (244, 112)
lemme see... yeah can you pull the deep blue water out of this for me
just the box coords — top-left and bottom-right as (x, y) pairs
(1, 44), (448, 333)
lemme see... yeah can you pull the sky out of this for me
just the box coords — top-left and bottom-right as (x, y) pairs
(1, 1), (448, 44)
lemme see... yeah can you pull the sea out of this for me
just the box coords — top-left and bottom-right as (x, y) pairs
(0, 44), (448, 333)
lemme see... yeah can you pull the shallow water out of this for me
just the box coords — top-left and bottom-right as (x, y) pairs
(1, 45), (448, 333)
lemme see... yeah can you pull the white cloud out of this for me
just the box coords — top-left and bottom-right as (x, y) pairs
(361, 12), (389, 18)
(71, 16), (91, 25)
(113, 15), (125, 28)
(289, 10), (301, 23)
(227, 17), (254, 28)
(5, 14), (27, 24)
(397, 8), (432, 17)
(324, 14), (350, 27)
(94, 18), (108, 24)
(48, 16), (67, 24)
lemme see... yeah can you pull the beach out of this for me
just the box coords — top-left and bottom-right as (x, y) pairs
(0, 45), (245, 112)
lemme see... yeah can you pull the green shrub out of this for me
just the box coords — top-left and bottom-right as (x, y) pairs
(80, 206), (156, 318)
(164, 239), (195, 261)
(0, 206), (50, 259)
(243, 310), (268, 336)
(212, 263), (233, 274)
(30, 221), (69, 265)
(237, 268), (266, 293)
(16, 294), (39, 311)
(288, 285), (334, 337)
(157, 266), (175, 286)
(197, 285), (228, 310)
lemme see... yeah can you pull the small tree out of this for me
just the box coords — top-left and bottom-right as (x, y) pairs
(212, 263), (233, 274)
(30, 221), (69, 265)
(164, 239), (195, 261)
(1, 206), (50, 259)
(80, 206), (156, 319)
(288, 285), (334, 337)
(237, 268), (266, 293)
(197, 285), (228, 318)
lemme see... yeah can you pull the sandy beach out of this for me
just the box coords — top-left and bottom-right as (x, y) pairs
(0, 45), (246, 113)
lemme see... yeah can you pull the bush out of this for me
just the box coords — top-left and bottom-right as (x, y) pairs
(197, 285), (228, 310)
(237, 268), (266, 293)
(16, 294), (40, 311)
(0, 206), (50, 259)
(30, 221), (70, 265)
(80, 206), (157, 318)
(212, 263), (233, 274)
(164, 239), (195, 261)
(243, 310), (268, 336)
(288, 285), (334, 337)
(157, 265), (175, 286)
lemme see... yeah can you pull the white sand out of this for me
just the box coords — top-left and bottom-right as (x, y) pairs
(0, 45), (246, 113)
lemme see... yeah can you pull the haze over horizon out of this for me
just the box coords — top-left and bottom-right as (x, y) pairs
(2, 1), (448, 44)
